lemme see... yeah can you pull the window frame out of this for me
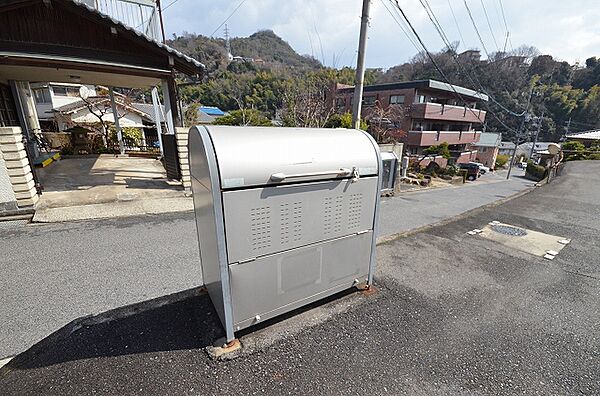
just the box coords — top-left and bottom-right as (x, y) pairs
(362, 95), (377, 106)
(389, 94), (405, 105)
(33, 88), (52, 104)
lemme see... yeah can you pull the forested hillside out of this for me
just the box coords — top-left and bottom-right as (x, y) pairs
(169, 31), (600, 141)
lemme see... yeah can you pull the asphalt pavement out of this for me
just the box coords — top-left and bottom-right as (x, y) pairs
(1, 162), (598, 394)
(0, 170), (532, 359)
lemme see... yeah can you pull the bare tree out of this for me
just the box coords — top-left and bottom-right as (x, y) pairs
(281, 76), (334, 128)
(367, 100), (406, 143)
(55, 89), (133, 152)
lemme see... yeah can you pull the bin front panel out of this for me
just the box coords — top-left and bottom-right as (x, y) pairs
(229, 231), (372, 328)
(222, 177), (378, 264)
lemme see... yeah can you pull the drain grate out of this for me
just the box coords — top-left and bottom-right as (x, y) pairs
(491, 224), (528, 236)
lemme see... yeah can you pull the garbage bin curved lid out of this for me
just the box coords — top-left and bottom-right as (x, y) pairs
(203, 126), (379, 189)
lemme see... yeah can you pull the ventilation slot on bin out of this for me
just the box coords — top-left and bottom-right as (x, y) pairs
(348, 193), (363, 230)
(280, 202), (302, 245)
(250, 206), (271, 250)
(324, 195), (344, 235)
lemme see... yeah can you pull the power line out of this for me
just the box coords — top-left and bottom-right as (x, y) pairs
(446, 0), (467, 50)
(390, 0), (487, 126)
(463, 0), (491, 58)
(479, 0), (500, 51)
(496, 0), (512, 52)
(210, 0), (248, 37)
(414, 0), (526, 120)
(379, 0), (421, 53)
(162, 0), (182, 11)
(395, 0), (521, 133)
(420, 0), (452, 49)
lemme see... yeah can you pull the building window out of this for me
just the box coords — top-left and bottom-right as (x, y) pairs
(52, 86), (80, 97)
(335, 97), (346, 109)
(416, 94), (426, 104)
(389, 94), (405, 105)
(363, 96), (376, 106)
(0, 84), (19, 127)
(33, 88), (51, 104)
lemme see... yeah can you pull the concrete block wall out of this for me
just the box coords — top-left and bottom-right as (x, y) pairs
(0, 127), (39, 210)
(175, 127), (191, 193)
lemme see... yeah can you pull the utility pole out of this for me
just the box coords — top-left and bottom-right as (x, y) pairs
(156, 0), (167, 43)
(352, 0), (371, 130)
(529, 110), (544, 159)
(507, 84), (536, 179)
(565, 117), (571, 138)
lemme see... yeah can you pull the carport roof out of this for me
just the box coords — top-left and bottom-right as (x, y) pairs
(0, 0), (205, 84)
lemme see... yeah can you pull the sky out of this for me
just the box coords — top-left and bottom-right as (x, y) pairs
(163, 0), (600, 69)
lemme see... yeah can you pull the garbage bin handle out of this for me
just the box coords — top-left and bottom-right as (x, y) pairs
(270, 168), (352, 182)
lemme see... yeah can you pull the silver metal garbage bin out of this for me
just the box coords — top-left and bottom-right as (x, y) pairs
(189, 125), (382, 342)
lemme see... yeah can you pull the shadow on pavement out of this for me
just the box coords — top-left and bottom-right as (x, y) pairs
(3, 287), (223, 371)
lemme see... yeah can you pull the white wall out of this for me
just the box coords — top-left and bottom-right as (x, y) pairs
(31, 83), (96, 121)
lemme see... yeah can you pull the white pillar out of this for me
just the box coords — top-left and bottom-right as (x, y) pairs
(151, 87), (164, 156)
(161, 79), (175, 135)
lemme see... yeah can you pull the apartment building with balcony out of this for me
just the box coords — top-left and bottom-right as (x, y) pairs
(333, 79), (488, 165)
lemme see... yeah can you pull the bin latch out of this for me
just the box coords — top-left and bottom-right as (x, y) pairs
(351, 167), (360, 183)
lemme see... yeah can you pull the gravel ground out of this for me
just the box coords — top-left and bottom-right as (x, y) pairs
(1, 162), (598, 395)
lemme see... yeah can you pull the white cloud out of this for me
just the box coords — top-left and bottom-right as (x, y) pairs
(163, 0), (600, 68)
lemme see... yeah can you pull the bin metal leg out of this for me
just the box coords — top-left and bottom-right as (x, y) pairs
(360, 130), (383, 288)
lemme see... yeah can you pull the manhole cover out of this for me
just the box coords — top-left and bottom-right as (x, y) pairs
(491, 224), (528, 236)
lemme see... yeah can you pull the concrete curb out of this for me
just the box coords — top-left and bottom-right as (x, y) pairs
(32, 196), (194, 223)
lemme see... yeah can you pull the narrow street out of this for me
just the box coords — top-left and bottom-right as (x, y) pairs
(0, 171), (532, 358)
(1, 162), (597, 395)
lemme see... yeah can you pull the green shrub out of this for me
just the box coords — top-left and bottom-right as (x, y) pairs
(495, 154), (510, 167)
(214, 109), (272, 126)
(423, 142), (451, 159)
(525, 160), (546, 181)
(587, 153), (600, 160)
(109, 126), (143, 147)
(324, 112), (367, 130)
(562, 140), (586, 161)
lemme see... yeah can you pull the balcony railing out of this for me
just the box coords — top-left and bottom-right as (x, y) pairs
(411, 102), (486, 124)
(77, 0), (161, 41)
(402, 130), (482, 146)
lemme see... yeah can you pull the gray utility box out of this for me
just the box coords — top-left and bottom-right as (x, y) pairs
(189, 126), (382, 342)
(380, 152), (399, 193)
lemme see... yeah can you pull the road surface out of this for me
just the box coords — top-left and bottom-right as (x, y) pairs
(0, 170), (532, 358)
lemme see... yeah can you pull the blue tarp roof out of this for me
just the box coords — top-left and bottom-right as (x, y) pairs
(200, 106), (226, 116)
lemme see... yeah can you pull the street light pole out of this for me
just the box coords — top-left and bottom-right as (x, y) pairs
(352, 0), (371, 130)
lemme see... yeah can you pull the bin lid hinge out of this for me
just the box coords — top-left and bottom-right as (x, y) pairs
(356, 230), (370, 235)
